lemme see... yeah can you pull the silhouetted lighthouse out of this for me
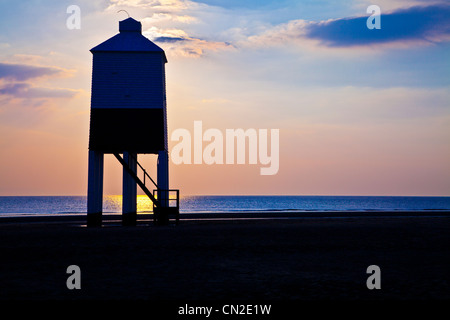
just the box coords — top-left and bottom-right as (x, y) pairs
(87, 17), (179, 227)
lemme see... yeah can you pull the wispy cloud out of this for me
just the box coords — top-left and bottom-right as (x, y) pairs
(154, 36), (186, 43)
(0, 62), (73, 81)
(0, 82), (80, 99)
(0, 61), (80, 102)
(355, 0), (445, 12)
(152, 35), (233, 57)
(306, 4), (450, 47)
(141, 13), (198, 24)
(144, 26), (233, 57)
(106, 0), (232, 57)
(107, 0), (190, 10)
(244, 19), (313, 47)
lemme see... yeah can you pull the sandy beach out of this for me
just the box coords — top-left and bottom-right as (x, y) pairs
(0, 212), (449, 305)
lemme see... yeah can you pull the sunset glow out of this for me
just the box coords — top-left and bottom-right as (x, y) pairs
(0, 0), (449, 196)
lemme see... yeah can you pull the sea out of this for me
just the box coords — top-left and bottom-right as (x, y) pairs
(0, 195), (449, 216)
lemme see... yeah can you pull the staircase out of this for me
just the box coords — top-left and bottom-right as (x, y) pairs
(113, 153), (179, 225)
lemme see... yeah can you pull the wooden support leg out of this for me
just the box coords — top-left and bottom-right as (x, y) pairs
(122, 152), (137, 226)
(87, 150), (104, 227)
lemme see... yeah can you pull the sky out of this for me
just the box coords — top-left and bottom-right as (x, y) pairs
(0, 0), (449, 196)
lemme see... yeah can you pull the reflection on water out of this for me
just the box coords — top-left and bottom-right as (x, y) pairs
(103, 195), (154, 214)
(1, 195), (449, 215)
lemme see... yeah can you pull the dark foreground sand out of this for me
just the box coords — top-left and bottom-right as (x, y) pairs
(0, 213), (449, 308)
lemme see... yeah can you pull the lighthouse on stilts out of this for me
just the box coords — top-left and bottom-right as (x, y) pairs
(87, 17), (179, 227)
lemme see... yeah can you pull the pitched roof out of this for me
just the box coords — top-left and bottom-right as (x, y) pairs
(90, 17), (167, 63)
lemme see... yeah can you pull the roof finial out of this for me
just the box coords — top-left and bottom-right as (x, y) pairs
(117, 10), (130, 18)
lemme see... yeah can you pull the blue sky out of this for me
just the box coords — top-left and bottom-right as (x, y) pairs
(0, 0), (449, 196)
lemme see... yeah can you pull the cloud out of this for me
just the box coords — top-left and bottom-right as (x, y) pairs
(355, 0), (445, 12)
(244, 19), (312, 47)
(189, 0), (278, 9)
(141, 13), (198, 25)
(145, 27), (233, 57)
(154, 36), (187, 43)
(0, 62), (73, 81)
(158, 36), (233, 57)
(107, 0), (190, 12)
(162, 37), (233, 57)
(244, 4), (450, 50)
(0, 82), (80, 99)
(107, 1), (450, 56)
(105, 0), (230, 57)
(0, 61), (80, 102)
(305, 4), (450, 47)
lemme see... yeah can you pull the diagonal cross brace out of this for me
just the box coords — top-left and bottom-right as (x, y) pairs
(113, 153), (160, 207)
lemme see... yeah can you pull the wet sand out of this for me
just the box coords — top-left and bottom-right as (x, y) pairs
(0, 212), (449, 306)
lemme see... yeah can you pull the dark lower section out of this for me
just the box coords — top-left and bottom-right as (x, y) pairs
(89, 108), (165, 153)
(1, 217), (449, 302)
(153, 207), (179, 226)
(122, 212), (137, 226)
(87, 212), (102, 227)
